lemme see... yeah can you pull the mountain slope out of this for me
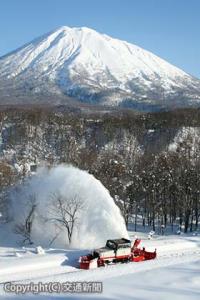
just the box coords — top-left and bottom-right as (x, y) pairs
(0, 26), (200, 110)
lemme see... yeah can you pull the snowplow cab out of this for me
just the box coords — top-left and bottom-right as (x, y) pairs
(106, 238), (131, 250)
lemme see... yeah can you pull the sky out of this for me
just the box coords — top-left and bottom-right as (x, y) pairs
(0, 0), (199, 78)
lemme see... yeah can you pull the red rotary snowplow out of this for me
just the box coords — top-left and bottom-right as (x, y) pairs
(79, 238), (156, 269)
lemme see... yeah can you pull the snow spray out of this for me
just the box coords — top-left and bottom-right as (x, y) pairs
(10, 165), (128, 248)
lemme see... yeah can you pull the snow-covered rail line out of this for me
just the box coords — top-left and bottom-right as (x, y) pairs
(0, 244), (200, 285)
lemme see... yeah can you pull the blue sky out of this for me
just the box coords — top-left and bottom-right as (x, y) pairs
(0, 0), (199, 78)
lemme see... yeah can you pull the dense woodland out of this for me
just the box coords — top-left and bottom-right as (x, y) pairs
(1, 106), (200, 235)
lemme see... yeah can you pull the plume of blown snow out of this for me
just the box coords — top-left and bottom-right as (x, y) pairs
(9, 165), (128, 249)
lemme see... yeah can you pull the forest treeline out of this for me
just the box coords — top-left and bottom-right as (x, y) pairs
(0, 106), (200, 233)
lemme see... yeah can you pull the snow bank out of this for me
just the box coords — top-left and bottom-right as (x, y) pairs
(9, 165), (128, 248)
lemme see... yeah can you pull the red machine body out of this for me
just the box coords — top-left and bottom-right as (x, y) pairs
(79, 238), (156, 269)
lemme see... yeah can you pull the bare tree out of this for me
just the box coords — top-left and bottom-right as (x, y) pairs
(14, 194), (37, 245)
(48, 193), (83, 245)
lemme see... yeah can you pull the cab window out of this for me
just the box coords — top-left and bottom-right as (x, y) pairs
(106, 241), (116, 250)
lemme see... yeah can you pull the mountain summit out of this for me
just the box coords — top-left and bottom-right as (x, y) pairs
(0, 26), (200, 110)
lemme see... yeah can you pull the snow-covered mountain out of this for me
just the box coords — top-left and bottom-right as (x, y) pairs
(0, 26), (200, 110)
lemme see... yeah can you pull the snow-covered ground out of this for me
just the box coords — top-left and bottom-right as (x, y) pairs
(0, 232), (200, 299)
